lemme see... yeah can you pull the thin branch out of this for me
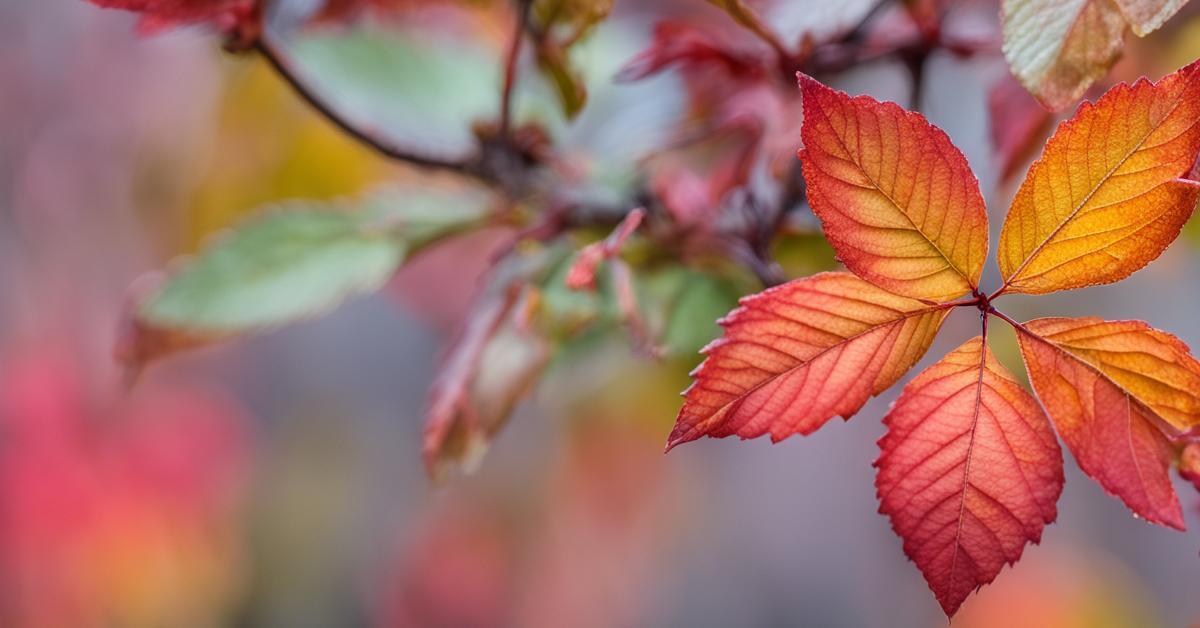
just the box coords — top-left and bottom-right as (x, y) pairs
(839, 0), (896, 45)
(987, 307), (1027, 334)
(254, 36), (484, 178)
(986, 284), (1009, 302)
(499, 0), (533, 139)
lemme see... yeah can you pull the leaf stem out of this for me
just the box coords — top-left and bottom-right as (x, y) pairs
(986, 307), (1028, 335)
(253, 35), (485, 178)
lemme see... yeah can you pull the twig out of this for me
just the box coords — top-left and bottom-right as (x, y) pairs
(499, 0), (533, 139)
(254, 35), (485, 178)
(840, 0), (896, 45)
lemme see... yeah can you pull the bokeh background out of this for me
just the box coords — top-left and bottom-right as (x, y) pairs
(1, 1), (1199, 627)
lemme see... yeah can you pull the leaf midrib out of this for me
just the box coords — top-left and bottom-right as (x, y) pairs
(1001, 83), (1192, 290)
(810, 100), (978, 292)
(694, 305), (947, 431)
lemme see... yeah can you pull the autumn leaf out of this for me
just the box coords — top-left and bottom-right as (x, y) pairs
(877, 337), (1063, 617)
(798, 73), (989, 302)
(1001, 0), (1127, 111)
(564, 208), (644, 291)
(673, 68), (1200, 616)
(1180, 442), (1200, 492)
(1112, 0), (1191, 37)
(1001, 0), (1194, 110)
(1014, 317), (1195, 529)
(997, 60), (1200, 296)
(423, 284), (551, 481)
(988, 73), (1054, 183)
(85, 0), (260, 45)
(667, 272), (950, 449)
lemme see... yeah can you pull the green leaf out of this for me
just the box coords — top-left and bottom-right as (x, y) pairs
(124, 185), (492, 366)
(642, 268), (741, 357)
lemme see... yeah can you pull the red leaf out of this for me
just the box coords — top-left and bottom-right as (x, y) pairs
(667, 272), (949, 449)
(85, 0), (260, 43)
(422, 282), (550, 481)
(876, 336), (1063, 616)
(564, 208), (644, 291)
(988, 73), (1054, 183)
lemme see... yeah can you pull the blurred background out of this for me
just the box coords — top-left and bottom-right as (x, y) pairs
(1, 0), (1199, 627)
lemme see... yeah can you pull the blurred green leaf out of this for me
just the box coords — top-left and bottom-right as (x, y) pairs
(123, 185), (492, 366)
(141, 205), (404, 331)
(642, 267), (741, 357)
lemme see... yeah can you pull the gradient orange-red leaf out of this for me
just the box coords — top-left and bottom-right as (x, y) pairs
(667, 272), (950, 449)
(997, 60), (1200, 296)
(877, 337), (1063, 617)
(798, 74), (988, 302)
(1024, 317), (1200, 432)
(1015, 317), (1189, 529)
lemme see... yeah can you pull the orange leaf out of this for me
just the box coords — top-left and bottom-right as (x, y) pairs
(667, 272), (950, 449)
(997, 60), (1200, 296)
(798, 74), (988, 302)
(1015, 317), (1189, 529)
(1026, 317), (1200, 431)
(877, 337), (1063, 617)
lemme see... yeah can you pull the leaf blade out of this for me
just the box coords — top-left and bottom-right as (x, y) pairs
(122, 185), (491, 367)
(1113, 0), (1191, 36)
(1001, 0), (1128, 111)
(997, 60), (1200, 295)
(1015, 316), (1189, 529)
(876, 337), (1063, 617)
(798, 74), (988, 302)
(667, 272), (949, 449)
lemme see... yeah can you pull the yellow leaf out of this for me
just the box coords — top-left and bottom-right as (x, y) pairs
(996, 60), (1200, 296)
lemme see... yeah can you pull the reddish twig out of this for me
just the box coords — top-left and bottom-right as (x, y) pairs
(499, 0), (533, 140)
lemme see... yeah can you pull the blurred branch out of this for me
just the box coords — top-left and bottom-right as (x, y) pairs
(839, 0), (896, 45)
(706, 0), (793, 74)
(499, 0), (533, 139)
(254, 35), (488, 180)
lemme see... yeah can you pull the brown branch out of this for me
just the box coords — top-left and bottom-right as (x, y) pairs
(499, 0), (533, 139)
(254, 35), (487, 179)
(839, 0), (896, 45)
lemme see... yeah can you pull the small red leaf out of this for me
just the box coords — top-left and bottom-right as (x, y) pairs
(85, 0), (260, 44)
(565, 208), (644, 291)
(876, 336), (1063, 617)
(423, 284), (550, 481)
